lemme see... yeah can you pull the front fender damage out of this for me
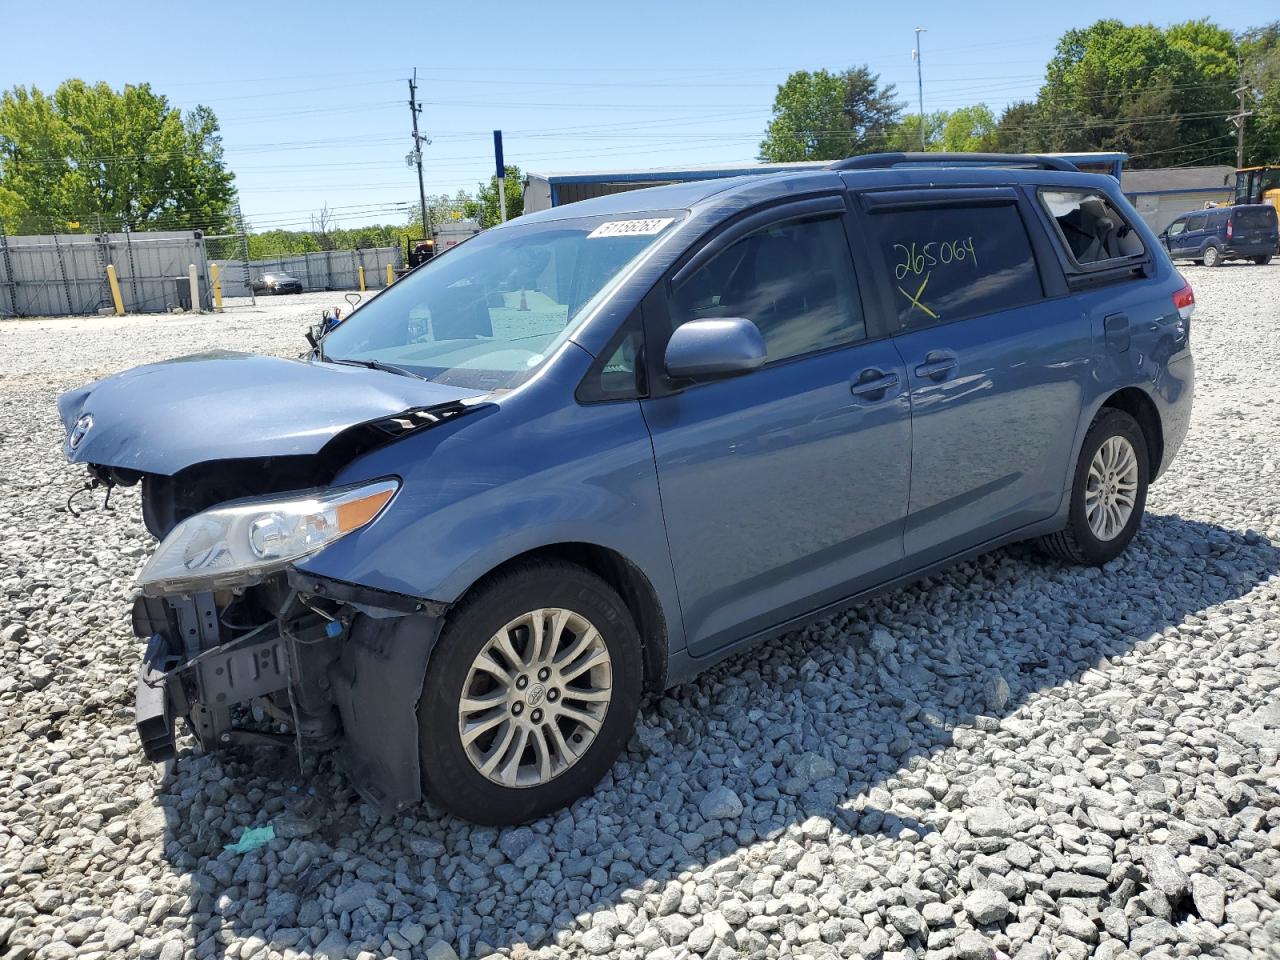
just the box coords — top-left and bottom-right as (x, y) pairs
(329, 611), (443, 813)
(133, 570), (448, 815)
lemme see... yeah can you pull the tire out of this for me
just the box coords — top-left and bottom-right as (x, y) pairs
(1037, 408), (1150, 566)
(418, 560), (643, 825)
(1202, 244), (1222, 267)
(1255, 255), (1273, 266)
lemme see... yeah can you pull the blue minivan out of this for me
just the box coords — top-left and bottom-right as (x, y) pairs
(59, 153), (1195, 824)
(1158, 203), (1278, 266)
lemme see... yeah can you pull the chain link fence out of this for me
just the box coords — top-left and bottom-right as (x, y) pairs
(0, 228), (404, 317)
(0, 230), (212, 317)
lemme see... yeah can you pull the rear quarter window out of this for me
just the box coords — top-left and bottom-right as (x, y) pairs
(870, 203), (1044, 330)
(1040, 189), (1146, 266)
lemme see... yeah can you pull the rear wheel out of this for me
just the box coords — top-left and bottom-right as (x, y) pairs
(1037, 408), (1149, 566)
(1202, 244), (1222, 267)
(418, 561), (643, 825)
(1255, 254), (1273, 265)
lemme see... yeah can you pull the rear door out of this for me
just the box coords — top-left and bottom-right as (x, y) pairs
(853, 185), (1091, 564)
(641, 195), (912, 656)
(1232, 206), (1279, 250)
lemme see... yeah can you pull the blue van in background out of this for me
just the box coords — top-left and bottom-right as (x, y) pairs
(1159, 204), (1278, 266)
(59, 153), (1195, 824)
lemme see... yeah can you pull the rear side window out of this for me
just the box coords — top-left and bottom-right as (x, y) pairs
(869, 203), (1043, 329)
(1234, 207), (1278, 231)
(1186, 214), (1207, 232)
(671, 215), (866, 363)
(1041, 189), (1146, 265)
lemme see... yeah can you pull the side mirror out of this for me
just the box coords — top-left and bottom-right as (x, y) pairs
(665, 317), (766, 380)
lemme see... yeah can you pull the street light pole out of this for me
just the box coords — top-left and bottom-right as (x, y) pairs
(914, 27), (927, 151)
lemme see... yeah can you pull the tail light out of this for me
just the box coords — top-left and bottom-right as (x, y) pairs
(1226, 217), (1233, 239)
(1173, 279), (1195, 321)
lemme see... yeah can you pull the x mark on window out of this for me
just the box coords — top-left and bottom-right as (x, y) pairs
(897, 273), (939, 320)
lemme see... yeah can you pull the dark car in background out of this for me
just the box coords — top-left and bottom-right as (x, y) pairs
(1159, 204), (1278, 266)
(251, 272), (304, 294)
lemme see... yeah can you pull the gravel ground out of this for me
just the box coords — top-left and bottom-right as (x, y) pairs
(2, 268), (1280, 960)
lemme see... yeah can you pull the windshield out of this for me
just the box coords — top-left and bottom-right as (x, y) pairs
(322, 212), (682, 390)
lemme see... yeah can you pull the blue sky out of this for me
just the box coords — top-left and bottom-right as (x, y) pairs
(1, 0), (1262, 232)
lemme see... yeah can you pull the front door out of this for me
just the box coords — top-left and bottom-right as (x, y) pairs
(1180, 213), (1208, 257)
(859, 187), (1092, 564)
(641, 203), (911, 656)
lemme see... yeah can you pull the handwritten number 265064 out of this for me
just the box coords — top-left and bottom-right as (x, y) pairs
(893, 238), (979, 280)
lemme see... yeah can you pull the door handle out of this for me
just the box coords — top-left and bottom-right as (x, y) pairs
(850, 370), (899, 400)
(914, 352), (957, 380)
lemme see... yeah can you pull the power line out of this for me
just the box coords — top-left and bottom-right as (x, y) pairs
(1127, 132), (1238, 161)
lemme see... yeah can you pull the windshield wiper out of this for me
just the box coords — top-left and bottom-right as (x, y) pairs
(325, 357), (427, 380)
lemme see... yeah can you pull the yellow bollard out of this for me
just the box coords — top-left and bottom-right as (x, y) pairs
(210, 263), (224, 312)
(386, 263), (394, 287)
(106, 264), (125, 316)
(358, 265), (366, 292)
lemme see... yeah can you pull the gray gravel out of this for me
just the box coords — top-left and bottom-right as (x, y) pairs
(2, 267), (1280, 960)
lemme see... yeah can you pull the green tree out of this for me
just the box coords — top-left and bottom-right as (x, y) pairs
(1241, 22), (1280, 165)
(759, 67), (902, 161)
(989, 101), (1042, 153)
(938, 104), (998, 152)
(403, 190), (476, 236)
(1034, 20), (1237, 167)
(0, 80), (235, 233)
(466, 166), (523, 228)
(883, 111), (949, 151)
(246, 223), (411, 259)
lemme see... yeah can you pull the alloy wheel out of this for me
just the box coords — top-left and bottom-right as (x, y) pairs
(457, 608), (612, 788)
(1085, 435), (1139, 541)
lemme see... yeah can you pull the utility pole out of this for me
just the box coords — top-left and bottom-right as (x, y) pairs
(407, 69), (431, 240)
(913, 27), (927, 152)
(1230, 71), (1253, 170)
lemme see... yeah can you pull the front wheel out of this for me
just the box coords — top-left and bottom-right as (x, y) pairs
(1037, 408), (1150, 566)
(1202, 244), (1222, 267)
(418, 561), (643, 825)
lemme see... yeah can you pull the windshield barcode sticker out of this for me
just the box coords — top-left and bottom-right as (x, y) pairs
(587, 218), (674, 239)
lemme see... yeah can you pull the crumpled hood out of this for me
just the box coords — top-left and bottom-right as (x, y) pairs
(57, 351), (486, 475)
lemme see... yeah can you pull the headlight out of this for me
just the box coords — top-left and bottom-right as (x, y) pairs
(137, 479), (398, 595)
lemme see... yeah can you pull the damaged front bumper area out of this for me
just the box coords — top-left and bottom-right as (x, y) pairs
(133, 569), (446, 814)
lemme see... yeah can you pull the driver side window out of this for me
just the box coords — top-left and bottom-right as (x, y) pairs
(1166, 220), (1187, 237)
(670, 215), (866, 365)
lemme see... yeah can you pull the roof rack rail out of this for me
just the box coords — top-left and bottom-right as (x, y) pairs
(830, 152), (1079, 173)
